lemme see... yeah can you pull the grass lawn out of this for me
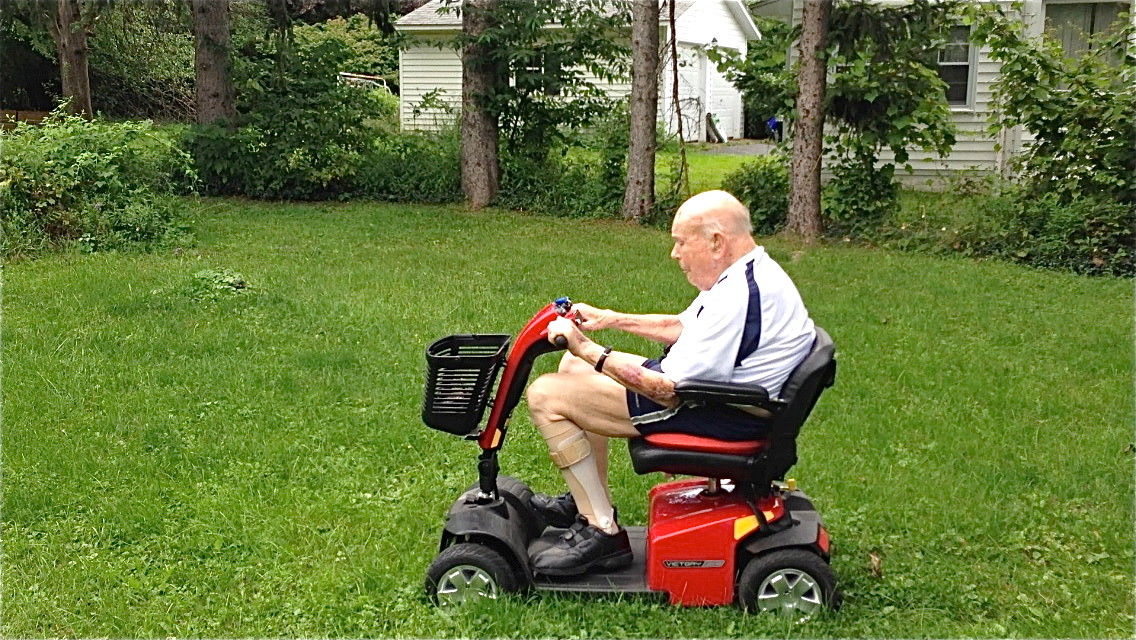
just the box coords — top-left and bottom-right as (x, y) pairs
(3, 198), (1133, 637)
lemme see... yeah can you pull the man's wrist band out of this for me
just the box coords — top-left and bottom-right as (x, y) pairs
(595, 346), (613, 372)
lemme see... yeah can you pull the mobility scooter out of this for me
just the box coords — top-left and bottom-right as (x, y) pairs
(421, 298), (840, 619)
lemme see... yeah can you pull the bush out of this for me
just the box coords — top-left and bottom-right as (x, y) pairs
(720, 152), (789, 234)
(1, 110), (194, 258)
(824, 158), (898, 237)
(189, 35), (391, 199)
(886, 174), (1134, 276)
(497, 103), (628, 219)
(356, 129), (462, 203)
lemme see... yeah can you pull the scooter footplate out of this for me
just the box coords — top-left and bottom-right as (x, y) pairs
(531, 526), (658, 594)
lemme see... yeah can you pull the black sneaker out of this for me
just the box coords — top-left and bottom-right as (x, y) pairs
(530, 517), (633, 577)
(529, 492), (580, 528)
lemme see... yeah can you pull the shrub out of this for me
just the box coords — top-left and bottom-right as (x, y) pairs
(356, 129), (462, 203)
(497, 103), (628, 219)
(887, 174), (1134, 276)
(0, 110), (194, 258)
(720, 152), (790, 234)
(824, 157), (898, 238)
(189, 34), (390, 199)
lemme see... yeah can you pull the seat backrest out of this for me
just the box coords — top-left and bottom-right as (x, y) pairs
(769, 326), (836, 437)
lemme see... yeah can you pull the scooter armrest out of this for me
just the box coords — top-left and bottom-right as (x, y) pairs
(674, 378), (776, 408)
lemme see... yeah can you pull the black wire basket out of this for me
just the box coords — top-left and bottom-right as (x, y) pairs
(423, 334), (511, 435)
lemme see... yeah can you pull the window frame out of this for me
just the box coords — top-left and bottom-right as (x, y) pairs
(938, 24), (978, 110)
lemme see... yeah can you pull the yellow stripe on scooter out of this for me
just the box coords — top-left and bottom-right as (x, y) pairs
(734, 516), (759, 540)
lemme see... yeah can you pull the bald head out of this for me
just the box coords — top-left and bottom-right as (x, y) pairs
(669, 190), (758, 290)
(674, 190), (753, 240)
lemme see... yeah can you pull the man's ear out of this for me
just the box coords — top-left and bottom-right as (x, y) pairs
(711, 232), (726, 254)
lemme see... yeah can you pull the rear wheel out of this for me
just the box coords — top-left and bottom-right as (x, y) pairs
(425, 543), (519, 607)
(737, 549), (840, 621)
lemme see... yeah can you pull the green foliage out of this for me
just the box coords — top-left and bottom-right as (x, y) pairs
(357, 128), (463, 203)
(189, 33), (391, 199)
(720, 152), (790, 234)
(189, 268), (250, 300)
(293, 14), (401, 90)
(967, 5), (1136, 205)
(824, 155), (898, 237)
(823, 0), (958, 234)
(0, 109), (194, 258)
(440, 0), (631, 158)
(86, 3), (195, 119)
(497, 101), (628, 218)
(887, 174), (1133, 276)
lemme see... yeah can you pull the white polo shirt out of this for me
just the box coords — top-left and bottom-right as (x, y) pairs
(659, 246), (815, 398)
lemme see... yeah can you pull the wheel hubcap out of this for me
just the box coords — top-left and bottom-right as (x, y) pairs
(756, 568), (823, 620)
(435, 564), (499, 606)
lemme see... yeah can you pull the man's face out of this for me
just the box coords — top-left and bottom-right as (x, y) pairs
(670, 216), (719, 291)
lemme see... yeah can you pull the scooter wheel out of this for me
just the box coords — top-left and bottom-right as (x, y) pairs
(425, 543), (519, 607)
(737, 548), (841, 620)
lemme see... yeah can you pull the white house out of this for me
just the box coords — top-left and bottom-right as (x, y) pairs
(394, 0), (760, 142)
(783, 0), (1133, 183)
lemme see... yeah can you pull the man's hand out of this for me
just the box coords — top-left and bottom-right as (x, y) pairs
(547, 316), (590, 352)
(571, 303), (617, 331)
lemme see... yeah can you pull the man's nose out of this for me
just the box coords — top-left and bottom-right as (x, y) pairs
(670, 245), (679, 259)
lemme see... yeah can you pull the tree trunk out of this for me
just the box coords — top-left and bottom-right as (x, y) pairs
(460, 0), (500, 209)
(49, 0), (93, 119)
(786, 0), (831, 241)
(189, 0), (237, 125)
(621, 0), (659, 221)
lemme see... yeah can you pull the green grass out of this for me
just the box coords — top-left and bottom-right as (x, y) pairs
(3, 198), (1133, 637)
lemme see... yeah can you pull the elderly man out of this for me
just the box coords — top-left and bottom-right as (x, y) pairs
(525, 189), (816, 576)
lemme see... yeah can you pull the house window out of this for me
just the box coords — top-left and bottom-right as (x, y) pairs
(514, 51), (562, 96)
(938, 25), (973, 106)
(1044, 2), (1129, 57)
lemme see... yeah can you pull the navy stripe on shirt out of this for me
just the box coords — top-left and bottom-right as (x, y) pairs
(735, 259), (762, 366)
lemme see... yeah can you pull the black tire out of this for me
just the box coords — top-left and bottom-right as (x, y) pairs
(425, 543), (519, 607)
(737, 548), (841, 620)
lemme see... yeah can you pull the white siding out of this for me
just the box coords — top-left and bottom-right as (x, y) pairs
(676, 0), (749, 139)
(399, 37), (463, 132)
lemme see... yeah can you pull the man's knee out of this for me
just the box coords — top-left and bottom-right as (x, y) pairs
(526, 373), (563, 419)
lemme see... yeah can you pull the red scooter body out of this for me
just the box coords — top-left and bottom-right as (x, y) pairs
(647, 479), (785, 606)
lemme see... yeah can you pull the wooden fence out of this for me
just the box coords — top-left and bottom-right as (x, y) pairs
(1, 110), (51, 130)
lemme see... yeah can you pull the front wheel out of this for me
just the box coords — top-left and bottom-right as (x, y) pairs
(425, 543), (519, 607)
(737, 549), (841, 621)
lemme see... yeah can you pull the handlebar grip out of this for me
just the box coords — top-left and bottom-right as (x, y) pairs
(552, 335), (568, 348)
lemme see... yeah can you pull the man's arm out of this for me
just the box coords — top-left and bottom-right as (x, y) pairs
(548, 317), (679, 408)
(573, 303), (683, 346)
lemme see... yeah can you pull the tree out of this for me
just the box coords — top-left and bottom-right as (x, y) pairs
(621, 0), (659, 221)
(442, 0), (630, 209)
(786, 0), (830, 240)
(49, 0), (95, 117)
(188, 0), (236, 125)
(459, 0), (501, 209)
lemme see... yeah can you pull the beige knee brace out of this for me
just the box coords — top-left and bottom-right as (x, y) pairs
(537, 420), (617, 533)
(548, 431), (591, 468)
